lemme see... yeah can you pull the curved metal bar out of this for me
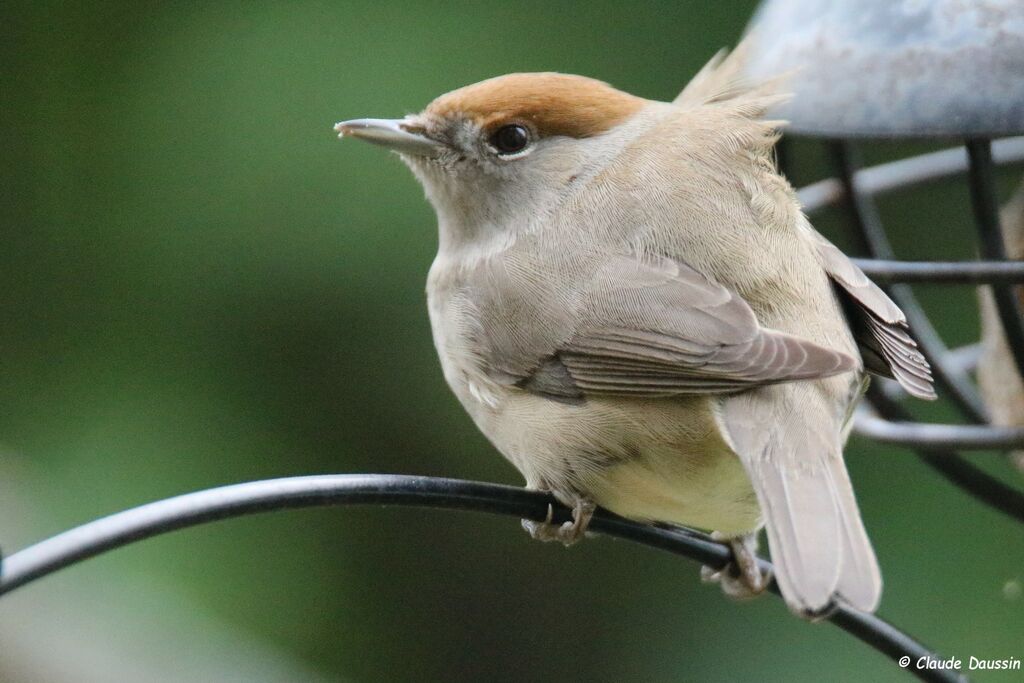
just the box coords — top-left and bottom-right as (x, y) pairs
(0, 475), (690, 596)
(867, 389), (1024, 524)
(852, 259), (1024, 284)
(965, 139), (1024, 381)
(799, 136), (1024, 212)
(945, 343), (982, 375)
(0, 474), (963, 683)
(854, 410), (1024, 449)
(830, 141), (989, 422)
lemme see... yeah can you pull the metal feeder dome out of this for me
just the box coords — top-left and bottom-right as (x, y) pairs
(745, 0), (1024, 521)
(746, 0), (1024, 138)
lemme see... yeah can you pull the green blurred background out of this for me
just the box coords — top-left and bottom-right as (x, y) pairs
(1, 1), (1021, 681)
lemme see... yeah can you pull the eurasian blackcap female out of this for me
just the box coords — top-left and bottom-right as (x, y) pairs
(335, 46), (934, 618)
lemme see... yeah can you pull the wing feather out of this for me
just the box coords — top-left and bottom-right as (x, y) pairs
(809, 230), (936, 400)
(517, 254), (856, 399)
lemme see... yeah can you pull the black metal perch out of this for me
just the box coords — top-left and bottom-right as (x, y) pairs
(0, 474), (964, 683)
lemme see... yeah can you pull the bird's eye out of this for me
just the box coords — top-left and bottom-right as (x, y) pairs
(489, 124), (530, 155)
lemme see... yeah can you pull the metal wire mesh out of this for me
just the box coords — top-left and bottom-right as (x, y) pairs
(793, 135), (1024, 523)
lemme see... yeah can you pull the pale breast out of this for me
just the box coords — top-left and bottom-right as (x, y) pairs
(427, 259), (505, 414)
(476, 390), (762, 534)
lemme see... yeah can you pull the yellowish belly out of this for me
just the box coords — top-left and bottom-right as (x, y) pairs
(586, 444), (761, 535)
(474, 391), (763, 536)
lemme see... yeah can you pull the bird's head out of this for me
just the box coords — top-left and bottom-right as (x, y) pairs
(335, 73), (650, 248)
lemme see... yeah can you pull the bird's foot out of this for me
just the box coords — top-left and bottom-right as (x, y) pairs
(700, 531), (771, 600)
(522, 497), (595, 546)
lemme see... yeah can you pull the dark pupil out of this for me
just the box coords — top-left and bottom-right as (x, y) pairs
(491, 124), (528, 154)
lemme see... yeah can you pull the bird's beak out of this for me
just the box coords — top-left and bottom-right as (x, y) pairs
(333, 118), (444, 157)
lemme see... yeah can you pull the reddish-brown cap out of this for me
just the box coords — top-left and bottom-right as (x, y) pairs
(424, 73), (646, 139)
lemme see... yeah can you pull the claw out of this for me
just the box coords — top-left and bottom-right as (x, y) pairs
(521, 502), (555, 537)
(522, 498), (595, 546)
(701, 531), (772, 600)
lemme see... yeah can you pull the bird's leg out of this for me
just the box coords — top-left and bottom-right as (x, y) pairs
(521, 494), (595, 546)
(559, 497), (596, 545)
(700, 531), (771, 600)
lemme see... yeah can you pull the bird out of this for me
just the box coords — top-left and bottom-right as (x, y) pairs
(334, 43), (936, 618)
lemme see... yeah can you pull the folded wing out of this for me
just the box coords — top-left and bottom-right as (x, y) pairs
(517, 253), (856, 399)
(809, 230), (936, 400)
